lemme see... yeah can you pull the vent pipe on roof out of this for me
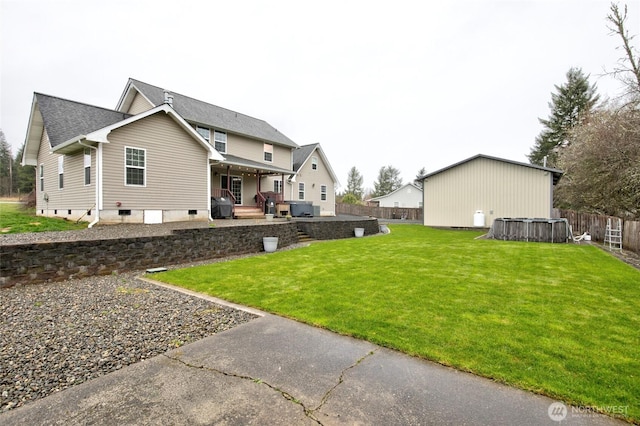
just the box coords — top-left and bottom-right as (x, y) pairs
(163, 90), (174, 107)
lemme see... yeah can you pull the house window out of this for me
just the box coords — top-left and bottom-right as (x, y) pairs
(274, 179), (282, 193)
(196, 125), (210, 142)
(39, 164), (44, 191)
(84, 149), (91, 185)
(298, 182), (305, 200)
(125, 147), (145, 186)
(214, 130), (226, 153)
(311, 156), (318, 170)
(264, 143), (273, 162)
(321, 185), (327, 201)
(58, 156), (64, 189)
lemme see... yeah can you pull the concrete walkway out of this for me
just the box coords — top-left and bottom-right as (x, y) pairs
(1, 306), (627, 425)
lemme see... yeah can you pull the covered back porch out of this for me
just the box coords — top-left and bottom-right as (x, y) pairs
(210, 154), (292, 218)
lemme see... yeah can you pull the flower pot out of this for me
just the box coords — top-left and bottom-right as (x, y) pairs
(263, 237), (278, 252)
(265, 214), (274, 222)
(354, 228), (365, 238)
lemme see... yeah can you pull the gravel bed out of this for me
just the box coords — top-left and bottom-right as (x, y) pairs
(0, 271), (258, 413)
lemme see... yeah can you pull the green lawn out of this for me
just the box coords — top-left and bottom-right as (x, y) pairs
(0, 202), (87, 233)
(154, 225), (640, 422)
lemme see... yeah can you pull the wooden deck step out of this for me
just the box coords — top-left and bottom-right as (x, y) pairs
(234, 206), (265, 219)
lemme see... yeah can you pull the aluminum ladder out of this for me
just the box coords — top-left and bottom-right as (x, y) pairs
(604, 218), (623, 251)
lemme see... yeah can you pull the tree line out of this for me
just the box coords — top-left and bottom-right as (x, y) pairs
(0, 129), (34, 198)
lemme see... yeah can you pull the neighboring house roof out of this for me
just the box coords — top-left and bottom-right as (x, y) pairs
(22, 93), (223, 165)
(420, 154), (564, 185)
(291, 143), (340, 186)
(117, 78), (298, 149)
(369, 183), (423, 201)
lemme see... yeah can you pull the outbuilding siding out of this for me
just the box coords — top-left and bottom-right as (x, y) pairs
(423, 157), (554, 227)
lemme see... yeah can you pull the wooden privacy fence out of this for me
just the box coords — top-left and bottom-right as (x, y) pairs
(336, 203), (423, 221)
(553, 209), (640, 253)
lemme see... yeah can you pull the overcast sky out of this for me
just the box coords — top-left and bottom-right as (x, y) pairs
(1, 0), (638, 190)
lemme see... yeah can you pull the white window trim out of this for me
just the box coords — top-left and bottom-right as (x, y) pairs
(264, 143), (273, 163)
(320, 184), (327, 201)
(214, 130), (227, 154)
(311, 156), (318, 170)
(58, 156), (64, 190)
(125, 146), (146, 187)
(39, 164), (44, 192)
(274, 179), (282, 193)
(84, 149), (91, 186)
(196, 125), (210, 142)
(298, 182), (305, 200)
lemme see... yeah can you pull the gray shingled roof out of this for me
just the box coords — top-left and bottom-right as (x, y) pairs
(128, 79), (298, 149)
(292, 143), (319, 172)
(36, 93), (131, 147)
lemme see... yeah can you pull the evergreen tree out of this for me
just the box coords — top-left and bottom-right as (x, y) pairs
(0, 129), (12, 196)
(372, 165), (402, 197)
(414, 167), (427, 189)
(345, 166), (364, 200)
(528, 68), (599, 168)
(14, 143), (35, 195)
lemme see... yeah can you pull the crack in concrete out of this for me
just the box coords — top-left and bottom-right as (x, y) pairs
(163, 349), (377, 425)
(162, 353), (322, 424)
(311, 349), (377, 413)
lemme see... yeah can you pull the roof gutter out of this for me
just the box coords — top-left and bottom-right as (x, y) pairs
(78, 140), (100, 228)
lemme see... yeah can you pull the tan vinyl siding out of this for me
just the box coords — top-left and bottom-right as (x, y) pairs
(423, 157), (553, 227)
(227, 134), (292, 169)
(101, 112), (209, 209)
(287, 150), (335, 215)
(127, 92), (154, 115)
(34, 130), (93, 212)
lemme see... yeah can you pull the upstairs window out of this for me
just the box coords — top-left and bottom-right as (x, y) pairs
(311, 156), (318, 170)
(298, 182), (305, 200)
(125, 147), (145, 186)
(264, 143), (273, 162)
(196, 126), (210, 142)
(214, 130), (227, 153)
(58, 156), (64, 189)
(84, 148), (91, 185)
(321, 185), (327, 201)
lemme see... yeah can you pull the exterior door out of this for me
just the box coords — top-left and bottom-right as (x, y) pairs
(221, 175), (242, 205)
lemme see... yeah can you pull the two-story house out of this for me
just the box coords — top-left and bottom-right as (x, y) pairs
(21, 78), (337, 225)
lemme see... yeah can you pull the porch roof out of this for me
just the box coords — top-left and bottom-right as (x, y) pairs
(216, 154), (294, 175)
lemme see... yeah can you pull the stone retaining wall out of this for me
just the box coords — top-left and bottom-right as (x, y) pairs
(1, 223), (298, 288)
(296, 218), (380, 240)
(1, 218), (381, 287)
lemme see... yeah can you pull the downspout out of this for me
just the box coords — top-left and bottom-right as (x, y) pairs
(79, 140), (100, 228)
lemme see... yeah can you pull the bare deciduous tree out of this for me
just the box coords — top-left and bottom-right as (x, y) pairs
(606, 2), (640, 101)
(555, 107), (640, 218)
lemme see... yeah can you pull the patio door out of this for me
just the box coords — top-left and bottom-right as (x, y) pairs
(221, 175), (242, 205)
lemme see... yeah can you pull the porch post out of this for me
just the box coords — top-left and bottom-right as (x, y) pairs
(226, 165), (230, 194)
(281, 173), (285, 200)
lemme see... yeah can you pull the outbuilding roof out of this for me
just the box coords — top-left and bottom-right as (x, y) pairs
(420, 154), (564, 185)
(118, 79), (298, 149)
